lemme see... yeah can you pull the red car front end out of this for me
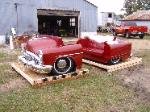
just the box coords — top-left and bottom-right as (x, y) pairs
(18, 35), (83, 75)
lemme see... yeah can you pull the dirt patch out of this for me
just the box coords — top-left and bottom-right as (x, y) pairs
(115, 39), (150, 104)
(118, 64), (150, 91)
(0, 78), (27, 93)
(122, 40), (150, 94)
(127, 39), (150, 52)
(117, 64), (150, 103)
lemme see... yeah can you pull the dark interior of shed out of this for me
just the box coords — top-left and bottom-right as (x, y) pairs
(38, 15), (78, 37)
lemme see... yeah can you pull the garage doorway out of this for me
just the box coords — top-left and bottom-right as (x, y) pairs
(37, 9), (80, 37)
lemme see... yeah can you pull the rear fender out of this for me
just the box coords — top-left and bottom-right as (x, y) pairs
(104, 42), (131, 60)
(104, 42), (111, 56)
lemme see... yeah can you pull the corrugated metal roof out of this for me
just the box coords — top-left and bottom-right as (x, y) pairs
(123, 10), (150, 21)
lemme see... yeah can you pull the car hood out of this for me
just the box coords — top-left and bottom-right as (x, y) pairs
(25, 37), (64, 54)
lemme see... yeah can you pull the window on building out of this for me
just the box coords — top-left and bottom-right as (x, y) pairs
(108, 13), (112, 18)
(70, 18), (75, 26)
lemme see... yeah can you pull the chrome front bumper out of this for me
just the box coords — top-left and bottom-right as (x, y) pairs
(18, 55), (53, 74)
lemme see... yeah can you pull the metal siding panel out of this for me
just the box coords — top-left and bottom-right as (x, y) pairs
(17, 5), (38, 34)
(0, 0), (97, 35)
(0, 3), (17, 35)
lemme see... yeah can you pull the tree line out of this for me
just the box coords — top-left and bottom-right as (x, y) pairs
(124, 0), (150, 15)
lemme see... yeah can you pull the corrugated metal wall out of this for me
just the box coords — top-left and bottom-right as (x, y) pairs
(0, 0), (97, 35)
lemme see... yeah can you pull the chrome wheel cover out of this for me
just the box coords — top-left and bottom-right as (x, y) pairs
(57, 59), (67, 69)
(111, 58), (121, 64)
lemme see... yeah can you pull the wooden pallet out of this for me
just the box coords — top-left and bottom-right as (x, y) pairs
(83, 57), (142, 73)
(11, 62), (89, 87)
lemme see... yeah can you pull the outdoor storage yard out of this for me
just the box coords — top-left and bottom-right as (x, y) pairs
(0, 37), (150, 112)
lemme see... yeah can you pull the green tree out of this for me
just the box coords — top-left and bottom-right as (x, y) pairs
(124, 0), (150, 15)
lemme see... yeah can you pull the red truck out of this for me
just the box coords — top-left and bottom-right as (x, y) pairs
(112, 21), (148, 39)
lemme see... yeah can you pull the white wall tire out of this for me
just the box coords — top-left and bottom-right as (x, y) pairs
(51, 57), (75, 75)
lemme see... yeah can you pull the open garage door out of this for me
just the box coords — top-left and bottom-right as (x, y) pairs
(37, 9), (80, 37)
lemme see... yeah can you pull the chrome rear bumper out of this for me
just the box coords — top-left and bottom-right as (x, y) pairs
(18, 55), (53, 74)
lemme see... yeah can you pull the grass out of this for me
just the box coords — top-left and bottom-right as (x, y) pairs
(0, 64), (19, 84)
(0, 48), (20, 62)
(0, 53), (17, 63)
(0, 64), (149, 112)
(0, 50), (19, 84)
(0, 73), (137, 112)
(0, 53), (137, 112)
(0, 52), (7, 59)
(135, 105), (150, 112)
(144, 35), (150, 40)
(134, 50), (150, 65)
(0, 47), (150, 112)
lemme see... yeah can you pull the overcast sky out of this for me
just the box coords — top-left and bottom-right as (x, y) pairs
(87, 0), (125, 14)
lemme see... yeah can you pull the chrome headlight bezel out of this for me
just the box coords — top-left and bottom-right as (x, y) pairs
(21, 50), (43, 66)
(38, 50), (43, 65)
(21, 44), (26, 53)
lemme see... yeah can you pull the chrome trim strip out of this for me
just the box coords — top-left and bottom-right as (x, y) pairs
(60, 52), (83, 57)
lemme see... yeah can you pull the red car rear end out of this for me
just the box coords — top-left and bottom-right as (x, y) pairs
(77, 35), (132, 65)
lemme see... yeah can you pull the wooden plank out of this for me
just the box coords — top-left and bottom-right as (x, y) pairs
(11, 63), (35, 85)
(83, 57), (142, 73)
(83, 59), (111, 69)
(11, 62), (89, 86)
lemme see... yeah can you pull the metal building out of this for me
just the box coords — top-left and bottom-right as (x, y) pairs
(98, 12), (116, 27)
(0, 0), (97, 43)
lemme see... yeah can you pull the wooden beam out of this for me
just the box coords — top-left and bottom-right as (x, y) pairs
(11, 62), (89, 87)
(37, 9), (80, 17)
(83, 57), (142, 73)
